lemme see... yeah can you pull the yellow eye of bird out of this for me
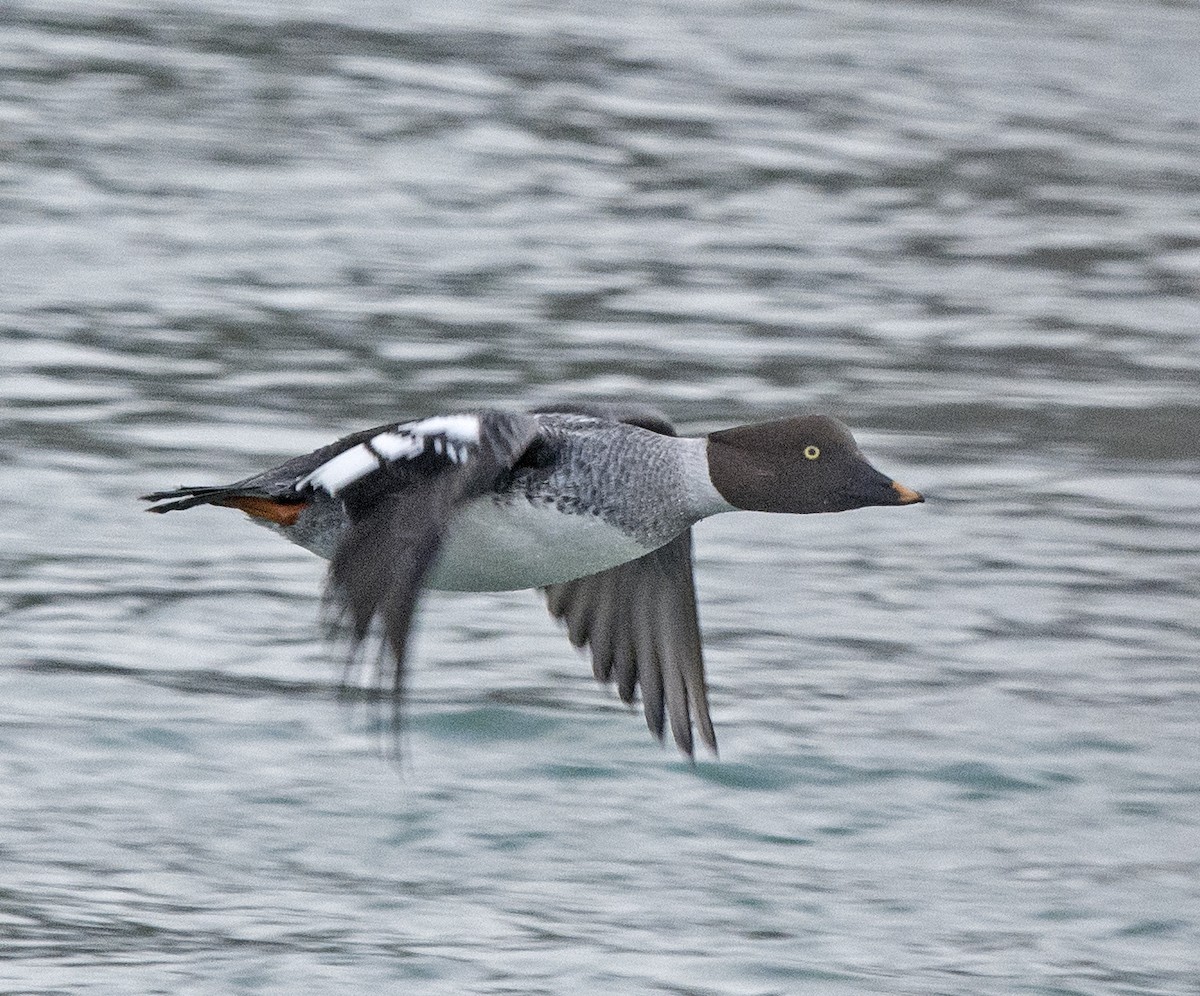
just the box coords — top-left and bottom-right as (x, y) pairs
(804, 445), (820, 460)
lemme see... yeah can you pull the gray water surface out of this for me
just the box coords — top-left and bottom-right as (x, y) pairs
(2, 1), (1199, 993)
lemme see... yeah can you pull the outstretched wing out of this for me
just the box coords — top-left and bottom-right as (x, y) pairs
(544, 531), (715, 756)
(536, 403), (717, 757)
(303, 412), (541, 694)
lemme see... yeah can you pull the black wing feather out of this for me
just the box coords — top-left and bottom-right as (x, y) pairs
(323, 412), (540, 694)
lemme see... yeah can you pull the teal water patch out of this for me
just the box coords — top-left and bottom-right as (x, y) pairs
(1116, 799), (1166, 817)
(129, 724), (194, 753)
(693, 760), (803, 790)
(1113, 918), (1186, 938)
(412, 706), (565, 744)
(752, 832), (816, 848)
(694, 753), (902, 791)
(1052, 737), (1139, 754)
(928, 761), (1044, 796)
(1035, 907), (1091, 922)
(541, 763), (622, 780)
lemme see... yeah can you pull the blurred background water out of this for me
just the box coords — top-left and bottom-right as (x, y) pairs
(2, 0), (1199, 993)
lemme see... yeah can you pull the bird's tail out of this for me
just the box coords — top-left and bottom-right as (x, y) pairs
(141, 485), (306, 525)
(141, 485), (247, 513)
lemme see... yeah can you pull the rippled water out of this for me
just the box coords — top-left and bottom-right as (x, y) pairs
(3, 1), (1199, 993)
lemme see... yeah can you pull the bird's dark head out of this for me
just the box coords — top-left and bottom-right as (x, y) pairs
(706, 415), (924, 514)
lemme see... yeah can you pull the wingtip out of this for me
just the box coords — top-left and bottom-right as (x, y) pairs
(678, 733), (719, 763)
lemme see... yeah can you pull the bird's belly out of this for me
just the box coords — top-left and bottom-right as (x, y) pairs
(427, 497), (654, 592)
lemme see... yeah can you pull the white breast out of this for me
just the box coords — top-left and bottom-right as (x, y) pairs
(427, 497), (654, 592)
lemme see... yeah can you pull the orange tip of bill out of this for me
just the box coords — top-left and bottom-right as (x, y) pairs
(891, 481), (925, 505)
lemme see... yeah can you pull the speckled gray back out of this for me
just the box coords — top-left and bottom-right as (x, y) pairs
(509, 414), (699, 548)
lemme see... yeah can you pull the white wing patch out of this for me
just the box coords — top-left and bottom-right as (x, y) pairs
(370, 431), (423, 461)
(403, 414), (480, 443)
(297, 414), (482, 495)
(298, 443), (379, 494)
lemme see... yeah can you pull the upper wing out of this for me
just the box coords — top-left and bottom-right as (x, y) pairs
(304, 412), (541, 694)
(535, 403), (717, 757)
(141, 416), (491, 513)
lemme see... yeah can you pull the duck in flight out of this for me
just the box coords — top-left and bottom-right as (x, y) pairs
(142, 404), (923, 756)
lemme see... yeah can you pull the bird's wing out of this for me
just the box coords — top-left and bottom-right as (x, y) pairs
(535, 403), (717, 757)
(543, 530), (715, 756)
(303, 412), (540, 694)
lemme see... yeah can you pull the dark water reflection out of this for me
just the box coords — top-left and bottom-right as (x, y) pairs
(2, 1), (1199, 993)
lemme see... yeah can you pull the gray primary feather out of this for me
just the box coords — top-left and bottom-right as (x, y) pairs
(543, 529), (714, 755)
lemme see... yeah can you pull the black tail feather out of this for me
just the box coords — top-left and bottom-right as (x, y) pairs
(141, 486), (246, 513)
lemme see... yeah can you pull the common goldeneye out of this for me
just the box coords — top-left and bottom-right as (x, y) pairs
(142, 403), (923, 756)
